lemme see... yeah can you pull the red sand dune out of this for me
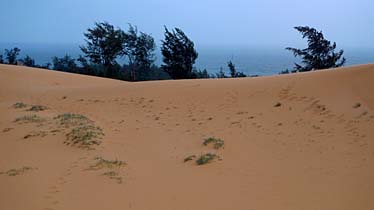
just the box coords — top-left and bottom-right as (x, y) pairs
(0, 64), (373, 210)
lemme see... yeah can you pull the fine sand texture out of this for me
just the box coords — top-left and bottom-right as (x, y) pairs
(0, 64), (374, 210)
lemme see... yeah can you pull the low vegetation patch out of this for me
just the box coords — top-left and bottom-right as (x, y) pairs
(54, 113), (92, 127)
(65, 125), (104, 148)
(27, 105), (48, 112)
(184, 155), (196, 162)
(12, 102), (28, 109)
(89, 157), (126, 170)
(0, 166), (35, 176)
(102, 171), (123, 184)
(24, 131), (48, 139)
(88, 157), (126, 184)
(203, 137), (225, 149)
(196, 153), (218, 165)
(14, 115), (45, 124)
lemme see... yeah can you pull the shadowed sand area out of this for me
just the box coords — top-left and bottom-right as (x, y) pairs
(0, 63), (373, 210)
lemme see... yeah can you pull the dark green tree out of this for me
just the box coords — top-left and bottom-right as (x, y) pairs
(161, 27), (198, 79)
(216, 67), (227, 78)
(52, 55), (78, 72)
(22, 55), (35, 67)
(5, 47), (21, 64)
(286, 26), (346, 71)
(228, 60), (246, 77)
(0, 55), (3, 64)
(121, 25), (156, 81)
(80, 22), (125, 78)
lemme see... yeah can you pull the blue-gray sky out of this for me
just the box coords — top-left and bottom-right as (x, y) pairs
(1, 0), (373, 48)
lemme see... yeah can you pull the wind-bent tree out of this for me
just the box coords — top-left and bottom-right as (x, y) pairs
(161, 27), (198, 79)
(228, 60), (246, 78)
(52, 55), (78, 72)
(80, 22), (125, 78)
(121, 25), (156, 81)
(22, 55), (35, 67)
(5, 47), (21, 64)
(286, 26), (345, 71)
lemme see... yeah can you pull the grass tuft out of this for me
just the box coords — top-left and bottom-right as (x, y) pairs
(54, 113), (92, 127)
(203, 137), (225, 149)
(0, 166), (34, 176)
(14, 115), (45, 124)
(12, 102), (28, 109)
(184, 155), (196, 162)
(89, 157), (126, 170)
(27, 105), (48, 112)
(65, 125), (104, 148)
(196, 153), (217, 165)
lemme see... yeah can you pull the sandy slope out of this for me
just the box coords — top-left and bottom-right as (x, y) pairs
(0, 63), (373, 210)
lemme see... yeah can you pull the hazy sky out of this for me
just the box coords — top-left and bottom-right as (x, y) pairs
(1, 0), (373, 48)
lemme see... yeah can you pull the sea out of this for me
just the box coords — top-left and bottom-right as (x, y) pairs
(1, 43), (373, 76)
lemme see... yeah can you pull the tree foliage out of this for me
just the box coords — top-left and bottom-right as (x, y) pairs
(52, 55), (78, 72)
(228, 60), (246, 77)
(22, 55), (35, 67)
(121, 25), (156, 81)
(5, 47), (21, 64)
(161, 27), (198, 79)
(286, 26), (346, 71)
(80, 22), (125, 78)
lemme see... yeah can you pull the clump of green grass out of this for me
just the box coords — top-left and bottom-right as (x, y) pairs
(89, 157), (126, 170)
(184, 155), (196, 162)
(0, 166), (34, 176)
(12, 102), (28, 109)
(14, 115), (45, 124)
(65, 125), (104, 148)
(196, 153), (217, 165)
(54, 113), (92, 127)
(27, 105), (48, 112)
(203, 137), (225, 149)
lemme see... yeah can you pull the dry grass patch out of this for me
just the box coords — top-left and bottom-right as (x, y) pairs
(0, 166), (35, 176)
(88, 157), (126, 184)
(14, 115), (45, 124)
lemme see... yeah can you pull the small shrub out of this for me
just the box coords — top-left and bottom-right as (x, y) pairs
(12, 102), (28, 109)
(203, 137), (224, 149)
(65, 125), (104, 148)
(54, 113), (92, 127)
(196, 153), (217, 165)
(14, 115), (45, 124)
(184, 155), (196, 162)
(27, 105), (48, 112)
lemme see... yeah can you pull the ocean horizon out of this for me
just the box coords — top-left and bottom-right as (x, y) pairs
(1, 43), (373, 76)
